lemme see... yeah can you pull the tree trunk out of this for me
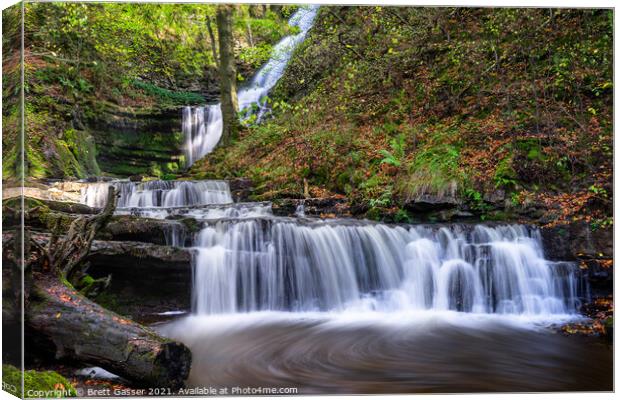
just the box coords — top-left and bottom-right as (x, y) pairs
(216, 5), (240, 145)
(206, 16), (218, 67)
(4, 187), (192, 389)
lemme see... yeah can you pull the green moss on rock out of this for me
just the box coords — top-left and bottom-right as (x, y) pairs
(2, 364), (77, 398)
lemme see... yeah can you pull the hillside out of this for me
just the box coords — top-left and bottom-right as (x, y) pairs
(191, 7), (613, 225)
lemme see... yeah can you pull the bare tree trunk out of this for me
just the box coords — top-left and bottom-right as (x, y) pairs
(216, 5), (240, 145)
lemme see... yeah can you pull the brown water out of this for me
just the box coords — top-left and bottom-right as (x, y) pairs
(160, 312), (612, 394)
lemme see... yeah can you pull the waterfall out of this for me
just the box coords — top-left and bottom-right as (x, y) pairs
(295, 201), (305, 217)
(191, 220), (581, 316)
(163, 221), (188, 247)
(183, 5), (320, 166)
(80, 180), (232, 208)
(183, 105), (222, 167)
(80, 177), (582, 318)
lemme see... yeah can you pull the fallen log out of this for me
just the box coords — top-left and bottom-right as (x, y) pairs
(4, 187), (192, 389)
(27, 273), (191, 389)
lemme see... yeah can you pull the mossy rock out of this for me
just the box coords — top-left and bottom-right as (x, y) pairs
(2, 364), (77, 398)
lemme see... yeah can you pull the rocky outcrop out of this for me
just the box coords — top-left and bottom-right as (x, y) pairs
(272, 197), (351, 217)
(540, 222), (612, 261)
(2, 185), (82, 203)
(540, 222), (613, 301)
(87, 240), (193, 322)
(228, 177), (255, 202)
(101, 217), (193, 246)
(403, 194), (460, 213)
(5, 197), (198, 246)
(86, 105), (185, 177)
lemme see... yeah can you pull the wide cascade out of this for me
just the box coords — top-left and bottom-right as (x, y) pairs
(183, 5), (320, 166)
(191, 216), (580, 316)
(81, 178), (581, 317)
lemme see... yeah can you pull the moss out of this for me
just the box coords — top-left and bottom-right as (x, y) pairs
(94, 292), (122, 314)
(79, 274), (95, 288)
(38, 211), (75, 233)
(63, 129), (101, 176)
(365, 207), (384, 221)
(484, 210), (515, 221)
(132, 80), (205, 105)
(25, 143), (48, 179)
(2, 364), (77, 398)
(179, 217), (201, 233)
(53, 139), (86, 179)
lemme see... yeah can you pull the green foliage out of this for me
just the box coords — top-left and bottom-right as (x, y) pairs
(21, 2), (294, 178)
(393, 208), (412, 223)
(379, 134), (406, 167)
(400, 127), (462, 201)
(132, 80), (204, 105)
(589, 184), (608, 197)
(238, 43), (274, 68)
(494, 155), (517, 188)
(368, 186), (393, 208)
(590, 217), (613, 231)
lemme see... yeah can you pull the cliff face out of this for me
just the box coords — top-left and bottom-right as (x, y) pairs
(86, 105), (184, 177)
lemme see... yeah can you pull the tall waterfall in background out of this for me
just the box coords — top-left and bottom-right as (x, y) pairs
(183, 5), (320, 166)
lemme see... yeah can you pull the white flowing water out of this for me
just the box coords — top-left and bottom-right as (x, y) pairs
(165, 204), (594, 391)
(81, 180), (232, 209)
(79, 177), (600, 391)
(80, 178), (582, 319)
(183, 5), (320, 166)
(191, 219), (580, 316)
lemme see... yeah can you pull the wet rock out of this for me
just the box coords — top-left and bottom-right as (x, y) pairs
(540, 221), (613, 304)
(9, 198), (192, 246)
(483, 189), (505, 205)
(87, 240), (193, 322)
(271, 197), (350, 217)
(540, 221), (612, 261)
(228, 178), (254, 202)
(86, 106), (184, 177)
(404, 194), (459, 212)
(129, 175), (144, 182)
(101, 217), (190, 246)
(436, 209), (475, 222)
(579, 259), (613, 299)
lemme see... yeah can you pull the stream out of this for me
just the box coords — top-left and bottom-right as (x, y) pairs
(79, 179), (612, 393)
